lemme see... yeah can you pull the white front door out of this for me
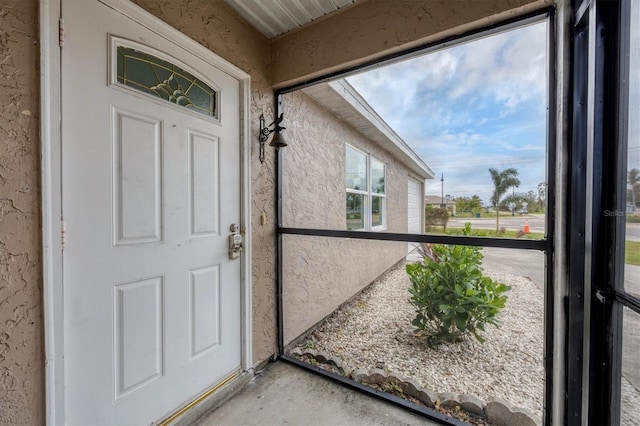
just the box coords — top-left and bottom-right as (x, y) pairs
(61, 1), (242, 423)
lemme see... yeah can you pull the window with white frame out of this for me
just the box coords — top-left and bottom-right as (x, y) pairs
(346, 145), (386, 230)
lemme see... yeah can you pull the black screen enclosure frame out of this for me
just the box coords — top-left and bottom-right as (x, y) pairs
(273, 8), (556, 425)
(580, 0), (640, 425)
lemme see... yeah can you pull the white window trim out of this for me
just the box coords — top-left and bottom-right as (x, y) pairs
(370, 156), (386, 231)
(345, 144), (386, 231)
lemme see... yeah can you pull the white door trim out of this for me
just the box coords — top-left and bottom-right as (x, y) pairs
(40, 1), (253, 423)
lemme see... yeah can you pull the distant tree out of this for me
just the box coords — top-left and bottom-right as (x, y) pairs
(489, 168), (521, 232)
(456, 195), (483, 213)
(537, 182), (546, 210)
(629, 169), (640, 208)
(523, 190), (538, 212)
(425, 206), (449, 232)
(501, 191), (540, 213)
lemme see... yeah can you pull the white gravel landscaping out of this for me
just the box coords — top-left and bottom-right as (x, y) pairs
(293, 260), (545, 423)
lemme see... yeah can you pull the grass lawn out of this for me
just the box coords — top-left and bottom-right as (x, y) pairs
(426, 227), (545, 240)
(427, 227), (640, 266)
(626, 240), (640, 265)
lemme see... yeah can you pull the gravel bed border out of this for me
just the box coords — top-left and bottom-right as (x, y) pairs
(288, 260), (545, 423)
(292, 348), (539, 426)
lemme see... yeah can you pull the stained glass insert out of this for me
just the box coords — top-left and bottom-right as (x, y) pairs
(116, 46), (217, 118)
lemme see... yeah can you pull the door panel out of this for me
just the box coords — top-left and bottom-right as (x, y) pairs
(112, 108), (163, 244)
(188, 130), (220, 237)
(189, 265), (221, 359)
(62, 1), (241, 424)
(114, 277), (164, 400)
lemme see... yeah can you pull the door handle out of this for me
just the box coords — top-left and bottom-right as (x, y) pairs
(228, 224), (243, 259)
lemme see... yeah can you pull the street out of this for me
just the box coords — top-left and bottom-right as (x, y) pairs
(449, 214), (640, 241)
(448, 214), (546, 233)
(626, 222), (640, 241)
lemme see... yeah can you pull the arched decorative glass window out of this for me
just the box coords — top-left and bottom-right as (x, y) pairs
(113, 39), (218, 118)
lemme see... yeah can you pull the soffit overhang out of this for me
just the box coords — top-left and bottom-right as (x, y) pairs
(302, 80), (434, 180)
(225, 0), (359, 39)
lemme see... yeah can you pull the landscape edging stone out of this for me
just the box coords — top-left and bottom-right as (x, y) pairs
(292, 349), (540, 426)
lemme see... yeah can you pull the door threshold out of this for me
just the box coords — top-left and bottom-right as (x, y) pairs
(155, 369), (253, 426)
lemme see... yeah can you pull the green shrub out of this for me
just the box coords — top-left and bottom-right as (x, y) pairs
(406, 226), (510, 344)
(425, 206), (449, 231)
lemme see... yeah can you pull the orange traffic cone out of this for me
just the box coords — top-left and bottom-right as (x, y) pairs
(523, 219), (530, 234)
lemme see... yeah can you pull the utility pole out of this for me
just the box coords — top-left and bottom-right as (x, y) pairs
(440, 173), (444, 208)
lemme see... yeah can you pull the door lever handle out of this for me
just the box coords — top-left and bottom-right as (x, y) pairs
(229, 224), (243, 259)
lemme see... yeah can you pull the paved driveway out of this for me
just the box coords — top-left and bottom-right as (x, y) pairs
(481, 246), (545, 290)
(481, 248), (640, 398)
(623, 265), (640, 396)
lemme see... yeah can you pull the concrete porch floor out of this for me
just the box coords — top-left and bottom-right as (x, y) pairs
(193, 361), (440, 425)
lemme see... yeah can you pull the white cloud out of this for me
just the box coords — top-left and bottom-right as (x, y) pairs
(345, 20), (549, 202)
(448, 22), (547, 113)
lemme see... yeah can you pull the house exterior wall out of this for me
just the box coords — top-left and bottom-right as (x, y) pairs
(0, 0), (553, 423)
(281, 90), (410, 344)
(0, 2), (44, 424)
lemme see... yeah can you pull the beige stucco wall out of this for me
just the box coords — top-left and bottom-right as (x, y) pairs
(271, 0), (553, 88)
(0, 0), (554, 423)
(0, 1), (44, 424)
(281, 90), (409, 344)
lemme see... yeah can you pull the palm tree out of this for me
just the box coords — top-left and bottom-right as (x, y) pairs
(628, 168), (640, 209)
(489, 168), (521, 232)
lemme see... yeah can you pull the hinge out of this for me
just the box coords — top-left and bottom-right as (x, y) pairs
(61, 220), (66, 250)
(58, 18), (65, 48)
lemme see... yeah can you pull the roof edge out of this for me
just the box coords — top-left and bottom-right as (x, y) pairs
(301, 79), (434, 179)
(328, 80), (434, 179)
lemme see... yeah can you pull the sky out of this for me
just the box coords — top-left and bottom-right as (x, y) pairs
(346, 20), (549, 207)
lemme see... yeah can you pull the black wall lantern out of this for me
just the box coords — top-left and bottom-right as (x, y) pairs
(258, 113), (287, 163)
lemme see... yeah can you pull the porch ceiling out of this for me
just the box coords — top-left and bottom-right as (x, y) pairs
(224, 0), (359, 39)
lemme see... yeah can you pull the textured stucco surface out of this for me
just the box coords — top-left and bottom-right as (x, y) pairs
(271, 0), (553, 87)
(0, 1), (44, 424)
(130, 0), (278, 367)
(281, 90), (409, 343)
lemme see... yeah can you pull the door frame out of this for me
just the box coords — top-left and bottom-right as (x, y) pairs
(39, 1), (253, 423)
